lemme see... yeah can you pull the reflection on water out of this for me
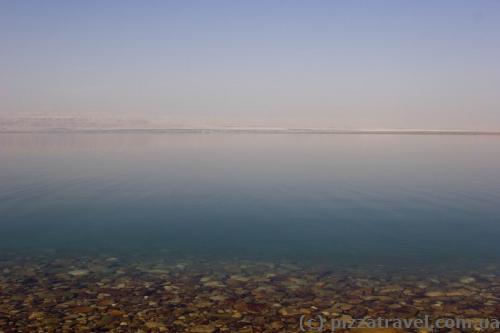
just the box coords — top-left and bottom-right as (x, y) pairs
(1, 133), (500, 266)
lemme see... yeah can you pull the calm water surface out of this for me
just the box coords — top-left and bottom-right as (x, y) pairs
(1, 133), (500, 266)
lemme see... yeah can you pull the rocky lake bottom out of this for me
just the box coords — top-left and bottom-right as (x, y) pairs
(0, 252), (499, 333)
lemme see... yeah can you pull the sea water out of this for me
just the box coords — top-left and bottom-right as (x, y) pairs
(1, 133), (500, 267)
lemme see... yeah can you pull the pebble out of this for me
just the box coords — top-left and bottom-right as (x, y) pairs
(460, 276), (476, 284)
(424, 291), (445, 297)
(67, 269), (89, 277)
(0, 254), (498, 332)
(189, 324), (217, 333)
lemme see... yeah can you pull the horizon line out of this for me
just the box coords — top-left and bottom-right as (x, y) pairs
(2, 127), (500, 135)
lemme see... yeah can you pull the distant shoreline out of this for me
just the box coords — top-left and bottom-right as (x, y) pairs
(2, 128), (500, 135)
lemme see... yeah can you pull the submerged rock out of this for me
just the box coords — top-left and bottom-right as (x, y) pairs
(424, 291), (445, 297)
(459, 276), (476, 284)
(67, 269), (89, 277)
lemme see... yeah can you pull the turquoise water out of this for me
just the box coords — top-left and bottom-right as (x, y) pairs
(1, 133), (500, 266)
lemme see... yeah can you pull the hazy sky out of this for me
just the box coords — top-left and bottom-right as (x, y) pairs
(1, 1), (500, 129)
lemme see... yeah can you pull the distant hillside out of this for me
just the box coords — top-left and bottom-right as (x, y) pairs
(0, 114), (158, 131)
(1, 114), (499, 135)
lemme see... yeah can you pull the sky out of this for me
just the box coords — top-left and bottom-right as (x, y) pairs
(1, 0), (500, 129)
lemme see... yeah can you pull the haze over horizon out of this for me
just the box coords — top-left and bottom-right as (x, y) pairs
(2, 1), (500, 130)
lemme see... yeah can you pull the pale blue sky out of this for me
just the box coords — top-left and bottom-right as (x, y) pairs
(1, 1), (500, 129)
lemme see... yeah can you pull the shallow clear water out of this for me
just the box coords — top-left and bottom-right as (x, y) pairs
(1, 133), (500, 266)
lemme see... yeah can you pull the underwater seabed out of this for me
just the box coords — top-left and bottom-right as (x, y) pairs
(0, 251), (499, 332)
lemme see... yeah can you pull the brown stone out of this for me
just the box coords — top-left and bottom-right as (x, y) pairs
(73, 306), (94, 314)
(189, 325), (218, 333)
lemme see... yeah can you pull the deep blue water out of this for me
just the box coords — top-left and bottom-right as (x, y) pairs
(1, 133), (500, 266)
